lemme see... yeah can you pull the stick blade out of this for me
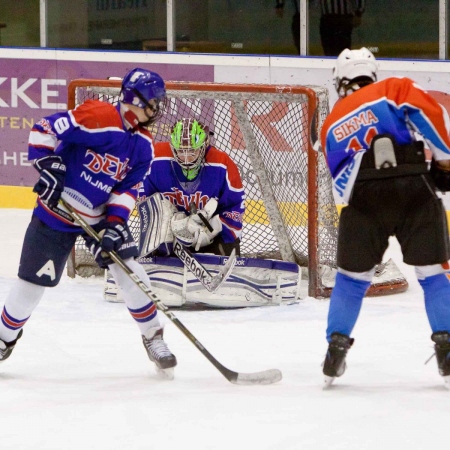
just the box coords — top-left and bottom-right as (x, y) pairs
(209, 249), (237, 293)
(228, 368), (282, 385)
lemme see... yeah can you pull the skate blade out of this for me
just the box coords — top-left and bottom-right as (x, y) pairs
(323, 375), (335, 389)
(155, 366), (174, 380)
(444, 375), (450, 390)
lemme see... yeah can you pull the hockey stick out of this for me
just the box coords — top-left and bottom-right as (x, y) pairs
(60, 199), (281, 385)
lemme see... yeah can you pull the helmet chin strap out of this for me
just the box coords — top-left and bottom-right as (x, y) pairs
(138, 115), (154, 127)
(120, 102), (157, 128)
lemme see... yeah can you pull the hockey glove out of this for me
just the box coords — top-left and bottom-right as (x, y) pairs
(430, 158), (450, 192)
(33, 155), (66, 207)
(87, 218), (129, 267)
(188, 214), (223, 251)
(171, 212), (196, 247)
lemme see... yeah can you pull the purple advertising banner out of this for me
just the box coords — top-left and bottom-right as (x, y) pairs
(0, 58), (213, 187)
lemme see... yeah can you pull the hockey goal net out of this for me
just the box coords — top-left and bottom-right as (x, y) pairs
(66, 79), (407, 299)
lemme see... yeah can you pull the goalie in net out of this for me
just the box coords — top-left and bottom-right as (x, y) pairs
(138, 117), (244, 258)
(105, 117), (250, 305)
(105, 116), (305, 308)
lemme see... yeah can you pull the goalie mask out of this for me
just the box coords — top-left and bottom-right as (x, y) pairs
(170, 118), (210, 180)
(119, 68), (167, 125)
(333, 47), (378, 98)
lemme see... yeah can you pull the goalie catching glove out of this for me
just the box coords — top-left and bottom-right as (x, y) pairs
(33, 155), (66, 207)
(171, 198), (222, 251)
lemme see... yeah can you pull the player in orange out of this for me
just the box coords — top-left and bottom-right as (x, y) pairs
(320, 48), (450, 388)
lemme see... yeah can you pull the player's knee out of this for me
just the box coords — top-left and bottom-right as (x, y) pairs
(415, 264), (448, 280)
(333, 271), (371, 298)
(13, 277), (46, 300)
(338, 267), (376, 283)
(417, 271), (450, 295)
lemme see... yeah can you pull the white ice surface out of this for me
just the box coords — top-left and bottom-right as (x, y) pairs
(0, 209), (448, 450)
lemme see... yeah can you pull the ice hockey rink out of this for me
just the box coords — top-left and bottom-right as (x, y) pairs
(0, 208), (448, 450)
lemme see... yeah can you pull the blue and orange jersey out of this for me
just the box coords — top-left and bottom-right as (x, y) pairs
(320, 77), (450, 202)
(141, 142), (245, 243)
(28, 100), (155, 231)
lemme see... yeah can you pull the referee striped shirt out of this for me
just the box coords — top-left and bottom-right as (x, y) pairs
(320, 0), (365, 16)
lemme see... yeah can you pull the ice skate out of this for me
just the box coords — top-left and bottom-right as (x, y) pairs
(322, 332), (354, 388)
(0, 330), (23, 364)
(431, 332), (450, 389)
(142, 328), (177, 380)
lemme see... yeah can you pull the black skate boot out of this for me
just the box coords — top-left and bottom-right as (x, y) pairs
(0, 330), (23, 363)
(322, 332), (354, 387)
(431, 332), (450, 389)
(142, 328), (177, 379)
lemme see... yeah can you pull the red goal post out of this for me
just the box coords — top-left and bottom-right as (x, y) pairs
(66, 79), (407, 299)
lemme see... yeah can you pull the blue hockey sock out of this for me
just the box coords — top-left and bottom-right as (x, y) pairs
(326, 272), (371, 342)
(419, 273), (450, 333)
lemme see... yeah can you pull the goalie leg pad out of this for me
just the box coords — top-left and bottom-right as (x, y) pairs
(104, 255), (301, 308)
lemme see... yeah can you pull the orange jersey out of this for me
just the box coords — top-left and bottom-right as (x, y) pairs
(320, 77), (450, 201)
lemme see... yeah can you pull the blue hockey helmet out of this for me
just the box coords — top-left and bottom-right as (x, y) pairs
(119, 68), (166, 123)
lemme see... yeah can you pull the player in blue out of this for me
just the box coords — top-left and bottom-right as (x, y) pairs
(0, 68), (177, 378)
(139, 118), (245, 258)
(320, 48), (450, 388)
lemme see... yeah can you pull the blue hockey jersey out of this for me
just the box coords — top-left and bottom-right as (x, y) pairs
(141, 142), (245, 243)
(320, 77), (450, 202)
(28, 100), (155, 232)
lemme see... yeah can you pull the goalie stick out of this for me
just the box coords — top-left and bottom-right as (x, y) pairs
(60, 199), (282, 385)
(172, 239), (236, 293)
(189, 201), (214, 232)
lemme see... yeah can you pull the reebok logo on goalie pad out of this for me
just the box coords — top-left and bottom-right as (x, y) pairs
(173, 241), (211, 286)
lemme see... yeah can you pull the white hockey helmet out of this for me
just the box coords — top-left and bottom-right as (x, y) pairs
(333, 47), (378, 98)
